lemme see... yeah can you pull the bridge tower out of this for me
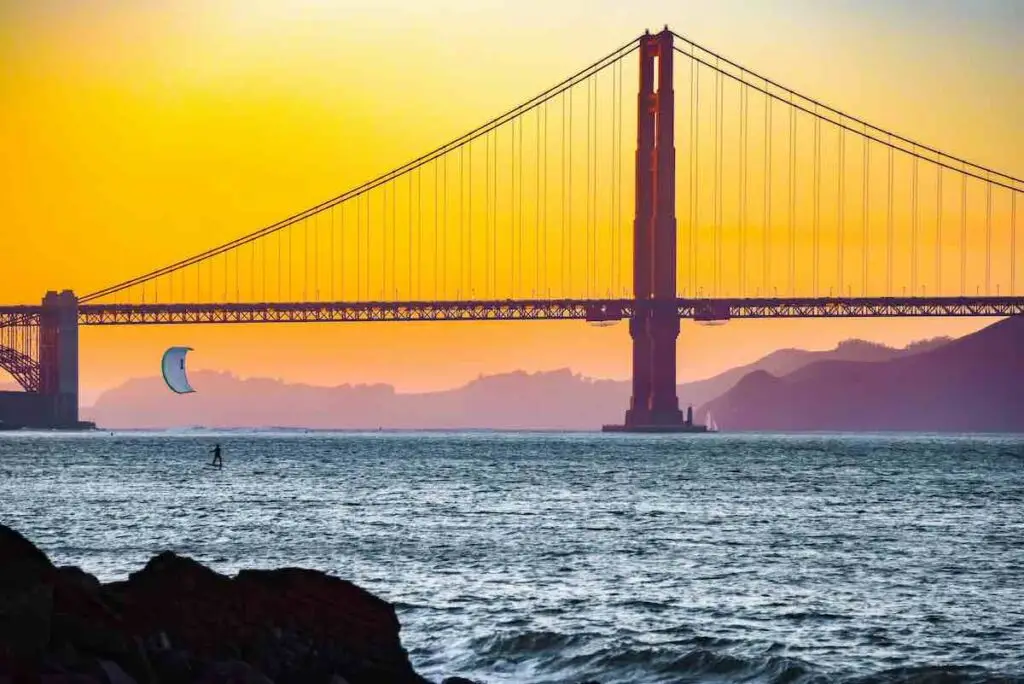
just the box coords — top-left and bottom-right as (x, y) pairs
(605, 29), (691, 432)
(39, 290), (79, 427)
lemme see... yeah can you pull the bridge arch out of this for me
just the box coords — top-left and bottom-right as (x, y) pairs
(0, 345), (40, 392)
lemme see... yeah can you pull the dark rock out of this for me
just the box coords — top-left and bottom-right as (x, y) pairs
(0, 524), (431, 684)
(0, 524), (54, 579)
(147, 648), (194, 684)
(97, 660), (138, 684)
(57, 567), (102, 596)
(194, 660), (273, 684)
(125, 552), (229, 594)
(0, 582), (53, 659)
(441, 678), (482, 684)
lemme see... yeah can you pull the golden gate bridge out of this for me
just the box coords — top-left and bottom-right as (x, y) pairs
(1, 28), (1022, 429)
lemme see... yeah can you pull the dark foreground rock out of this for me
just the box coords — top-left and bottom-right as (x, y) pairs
(0, 524), (428, 684)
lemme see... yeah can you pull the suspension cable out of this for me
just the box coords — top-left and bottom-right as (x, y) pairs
(670, 34), (1022, 190)
(81, 39), (640, 303)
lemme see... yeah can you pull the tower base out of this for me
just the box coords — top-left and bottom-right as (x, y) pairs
(601, 422), (709, 433)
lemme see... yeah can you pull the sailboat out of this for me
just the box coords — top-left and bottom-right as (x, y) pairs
(705, 411), (719, 433)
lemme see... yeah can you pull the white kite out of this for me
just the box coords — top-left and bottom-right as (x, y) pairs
(161, 346), (195, 394)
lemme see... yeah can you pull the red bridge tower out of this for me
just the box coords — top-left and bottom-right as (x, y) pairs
(605, 30), (702, 433)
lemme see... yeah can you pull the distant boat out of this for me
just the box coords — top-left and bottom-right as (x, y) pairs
(705, 411), (720, 433)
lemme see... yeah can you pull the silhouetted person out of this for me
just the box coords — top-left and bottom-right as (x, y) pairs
(210, 444), (223, 468)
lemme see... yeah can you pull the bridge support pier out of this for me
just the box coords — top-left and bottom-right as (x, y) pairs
(39, 290), (80, 427)
(604, 29), (702, 433)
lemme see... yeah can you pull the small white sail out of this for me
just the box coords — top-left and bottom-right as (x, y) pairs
(161, 346), (195, 394)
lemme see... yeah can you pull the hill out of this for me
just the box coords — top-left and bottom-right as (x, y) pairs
(80, 336), (947, 429)
(700, 317), (1024, 432)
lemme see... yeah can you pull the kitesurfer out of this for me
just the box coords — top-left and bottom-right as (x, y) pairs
(210, 443), (223, 468)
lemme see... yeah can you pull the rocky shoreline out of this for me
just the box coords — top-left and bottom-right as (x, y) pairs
(0, 524), (489, 684)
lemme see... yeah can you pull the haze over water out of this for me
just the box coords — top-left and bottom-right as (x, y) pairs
(1, 432), (1022, 683)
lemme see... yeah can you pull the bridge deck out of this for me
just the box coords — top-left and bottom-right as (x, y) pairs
(2, 297), (1023, 327)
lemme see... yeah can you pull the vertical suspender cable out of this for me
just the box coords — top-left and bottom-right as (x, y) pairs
(616, 58), (622, 296)
(764, 88), (772, 295)
(961, 172), (967, 295)
(985, 180), (992, 295)
(434, 161), (439, 299)
(886, 142), (894, 296)
(442, 152), (448, 299)
(545, 99), (551, 296)
(1012, 191), (1017, 295)
(341, 202), (346, 300)
(460, 146), (465, 298)
(568, 87), (573, 297)
(392, 170), (397, 298)
(715, 66), (723, 296)
(936, 167), (942, 295)
(788, 99), (796, 296)
(405, 171), (409, 296)
(586, 77), (591, 298)
(519, 110), (524, 298)
(536, 106), (541, 296)
(813, 111), (821, 296)
(357, 199), (362, 300)
(691, 56), (700, 295)
(467, 141), (472, 298)
(416, 168), (422, 299)
(862, 135), (869, 295)
(561, 93), (566, 297)
(738, 74), (747, 297)
(609, 64), (616, 296)
(315, 210), (319, 299)
(329, 207), (334, 300)
(485, 133), (491, 298)
(594, 74), (599, 297)
(511, 118), (516, 296)
(838, 121), (846, 295)
(912, 152), (919, 294)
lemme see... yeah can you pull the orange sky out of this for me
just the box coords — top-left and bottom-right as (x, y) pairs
(2, 0), (1022, 403)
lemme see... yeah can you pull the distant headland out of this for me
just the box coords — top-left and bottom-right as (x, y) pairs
(71, 319), (1024, 433)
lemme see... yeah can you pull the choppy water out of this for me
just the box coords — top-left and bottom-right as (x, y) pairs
(1, 432), (1023, 683)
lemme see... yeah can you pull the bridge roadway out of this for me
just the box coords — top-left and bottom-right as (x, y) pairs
(3, 297), (1024, 327)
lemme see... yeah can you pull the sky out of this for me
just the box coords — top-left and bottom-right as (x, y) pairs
(2, 0), (1022, 403)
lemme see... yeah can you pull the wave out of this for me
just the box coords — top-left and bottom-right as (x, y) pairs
(436, 630), (1023, 684)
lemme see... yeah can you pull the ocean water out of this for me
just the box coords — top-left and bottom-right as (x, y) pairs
(1, 432), (1023, 684)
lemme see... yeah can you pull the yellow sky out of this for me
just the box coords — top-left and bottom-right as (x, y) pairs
(2, 0), (1022, 401)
